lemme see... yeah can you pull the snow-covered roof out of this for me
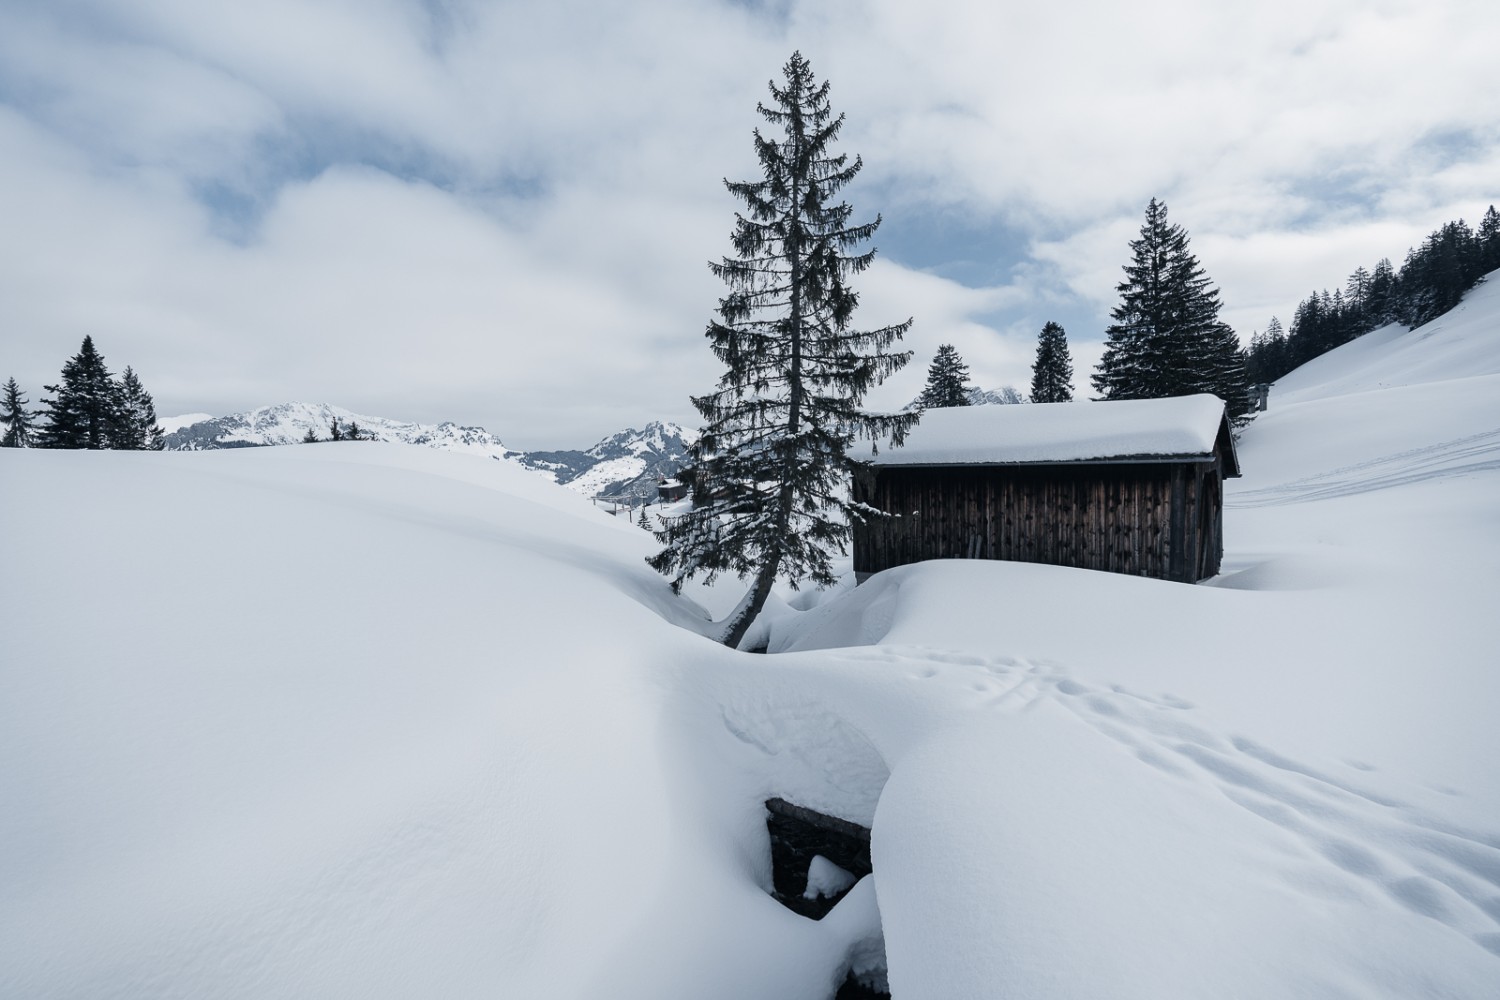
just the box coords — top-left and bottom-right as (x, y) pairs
(872, 394), (1237, 473)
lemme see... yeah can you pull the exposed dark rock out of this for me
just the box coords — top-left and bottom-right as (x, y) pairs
(765, 797), (872, 920)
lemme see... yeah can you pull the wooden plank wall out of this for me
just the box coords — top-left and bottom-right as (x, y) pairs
(852, 462), (1225, 583)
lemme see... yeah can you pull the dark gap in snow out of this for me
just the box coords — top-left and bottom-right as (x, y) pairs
(835, 967), (891, 999)
(765, 797), (872, 919)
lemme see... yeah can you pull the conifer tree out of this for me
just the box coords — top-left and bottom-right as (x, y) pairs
(1, 377), (37, 447)
(917, 344), (972, 408)
(649, 51), (916, 650)
(638, 506), (651, 531)
(1092, 199), (1248, 417)
(1480, 205), (1500, 273)
(1367, 258), (1397, 326)
(329, 418), (344, 442)
(112, 366), (165, 450)
(38, 335), (119, 449)
(1029, 321), (1074, 403)
(346, 421), (363, 442)
(302, 427), (320, 444)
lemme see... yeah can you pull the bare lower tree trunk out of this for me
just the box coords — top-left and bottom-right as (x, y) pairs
(720, 555), (781, 650)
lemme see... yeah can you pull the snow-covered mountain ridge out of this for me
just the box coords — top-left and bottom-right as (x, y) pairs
(163, 404), (692, 502)
(163, 402), (514, 458)
(514, 420), (694, 503)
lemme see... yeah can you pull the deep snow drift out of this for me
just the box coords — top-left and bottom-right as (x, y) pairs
(3, 276), (1499, 998)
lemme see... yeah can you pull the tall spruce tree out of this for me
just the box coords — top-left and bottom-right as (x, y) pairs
(1092, 198), (1248, 417)
(1029, 321), (1074, 402)
(2, 377), (37, 447)
(1480, 205), (1500, 273)
(917, 344), (972, 408)
(649, 51), (915, 649)
(38, 335), (119, 449)
(113, 366), (165, 450)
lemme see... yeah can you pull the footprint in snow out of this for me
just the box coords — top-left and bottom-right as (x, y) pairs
(1037, 676), (1500, 956)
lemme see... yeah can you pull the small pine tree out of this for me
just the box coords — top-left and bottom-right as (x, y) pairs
(1, 377), (37, 447)
(38, 335), (119, 449)
(648, 52), (916, 649)
(329, 418), (344, 442)
(638, 506), (651, 530)
(917, 344), (973, 408)
(1029, 322), (1074, 403)
(302, 427), (320, 444)
(346, 421), (363, 442)
(112, 366), (165, 450)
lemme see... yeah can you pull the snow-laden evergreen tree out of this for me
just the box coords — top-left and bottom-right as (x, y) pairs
(302, 427), (320, 443)
(649, 51), (916, 649)
(38, 335), (119, 449)
(1481, 205), (1500, 274)
(112, 366), (165, 450)
(1029, 321), (1074, 402)
(1092, 199), (1248, 417)
(1367, 257), (1397, 326)
(917, 344), (972, 408)
(1, 377), (37, 447)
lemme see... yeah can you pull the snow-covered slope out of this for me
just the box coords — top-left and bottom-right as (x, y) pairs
(2, 275), (1498, 999)
(162, 401), (515, 458)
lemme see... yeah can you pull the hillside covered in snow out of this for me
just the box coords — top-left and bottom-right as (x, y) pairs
(2, 276), (1498, 998)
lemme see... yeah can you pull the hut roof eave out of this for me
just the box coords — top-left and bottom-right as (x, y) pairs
(862, 452), (1226, 471)
(866, 394), (1241, 477)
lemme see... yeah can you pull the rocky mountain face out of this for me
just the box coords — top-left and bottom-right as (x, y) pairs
(162, 404), (691, 504)
(905, 385), (1029, 410)
(967, 385), (1027, 405)
(516, 420), (694, 504)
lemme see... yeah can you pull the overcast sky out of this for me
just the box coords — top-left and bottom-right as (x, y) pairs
(1, 0), (1496, 448)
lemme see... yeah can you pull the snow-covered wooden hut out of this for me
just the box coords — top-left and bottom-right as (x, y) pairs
(852, 394), (1241, 583)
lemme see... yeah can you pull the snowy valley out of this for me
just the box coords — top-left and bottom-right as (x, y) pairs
(3, 276), (1500, 998)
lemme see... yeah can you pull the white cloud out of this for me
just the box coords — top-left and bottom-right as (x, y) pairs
(1, 0), (1496, 445)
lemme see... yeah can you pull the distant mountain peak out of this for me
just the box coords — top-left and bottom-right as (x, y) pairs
(162, 403), (513, 457)
(163, 405), (693, 505)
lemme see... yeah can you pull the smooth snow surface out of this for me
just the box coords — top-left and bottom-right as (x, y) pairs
(3, 275), (1499, 998)
(873, 392), (1227, 466)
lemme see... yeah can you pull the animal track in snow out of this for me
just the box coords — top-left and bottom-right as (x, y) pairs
(871, 644), (1500, 961)
(1227, 428), (1500, 507)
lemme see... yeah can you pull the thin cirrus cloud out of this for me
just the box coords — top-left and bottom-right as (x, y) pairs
(0, 0), (1495, 447)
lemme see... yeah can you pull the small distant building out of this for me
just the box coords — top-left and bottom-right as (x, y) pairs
(657, 478), (689, 503)
(852, 395), (1241, 584)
